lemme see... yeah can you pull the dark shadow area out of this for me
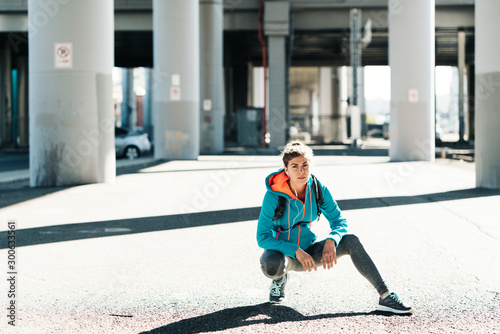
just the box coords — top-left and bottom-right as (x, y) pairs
(0, 151), (29, 172)
(139, 303), (409, 334)
(122, 160), (388, 176)
(313, 147), (389, 157)
(219, 146), (389, 157)
(115, 158), (168, 177)
(131, 164), (280, 175)
(0, 207), (261, 249)
(0, 180), (69, 209)
(0, 158), (166, 209)
(336, 188), (500, 211)
(1, 187), (499, 249)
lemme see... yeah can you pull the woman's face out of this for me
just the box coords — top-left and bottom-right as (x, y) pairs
(285, 155), (310, 188)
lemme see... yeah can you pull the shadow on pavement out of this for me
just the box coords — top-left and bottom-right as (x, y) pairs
(139, 302), (389, 334)
(0, 158), (164, 209)
(0, 206), (262, 249)
(313, 148), (389, 157)
(221, 146), (390, 157)
(337, 188), (500, 211)
(1, 187), (499, 249)
(0, 180), (69, 209)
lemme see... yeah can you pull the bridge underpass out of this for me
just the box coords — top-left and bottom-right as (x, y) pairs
(1, 0), (498, 189)
(0, 2), (476, 147)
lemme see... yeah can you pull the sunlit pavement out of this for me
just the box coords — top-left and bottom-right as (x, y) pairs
(1, 153), (499, 333)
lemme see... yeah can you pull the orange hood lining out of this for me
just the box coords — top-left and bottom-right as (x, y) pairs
(269, 171), (296, 199)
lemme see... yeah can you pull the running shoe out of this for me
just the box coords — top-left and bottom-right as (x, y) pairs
(269, 273), (288, 304)
(377, 292), (414, 314)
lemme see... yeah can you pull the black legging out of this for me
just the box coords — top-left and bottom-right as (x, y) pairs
(260, 234), (389, 296)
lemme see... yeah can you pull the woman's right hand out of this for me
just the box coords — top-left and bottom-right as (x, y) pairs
(295, 247), (317, 272)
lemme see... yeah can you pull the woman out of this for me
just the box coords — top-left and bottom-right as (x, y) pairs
(256, 140), (413, 314)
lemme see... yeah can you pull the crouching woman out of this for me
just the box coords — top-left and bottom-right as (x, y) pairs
(256, 140), (413, 314)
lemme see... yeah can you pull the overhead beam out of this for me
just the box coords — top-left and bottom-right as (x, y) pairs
(0, 6), (474, 32)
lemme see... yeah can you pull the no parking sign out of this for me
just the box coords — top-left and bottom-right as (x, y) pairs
(55, 43), (73, 69)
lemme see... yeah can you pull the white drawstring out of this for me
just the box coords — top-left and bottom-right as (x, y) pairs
(292, 187), (302, 224)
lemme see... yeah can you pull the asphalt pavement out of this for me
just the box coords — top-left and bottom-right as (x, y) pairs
(0, 147), (499, 333)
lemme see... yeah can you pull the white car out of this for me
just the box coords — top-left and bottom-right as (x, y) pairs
(115, 127), (152, 159)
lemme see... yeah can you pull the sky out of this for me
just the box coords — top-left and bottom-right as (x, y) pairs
(364, 66), (391, 100)
(364, 65), (455, 100)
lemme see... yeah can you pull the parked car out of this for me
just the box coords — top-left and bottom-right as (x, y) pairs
(115, 127), (152, 159)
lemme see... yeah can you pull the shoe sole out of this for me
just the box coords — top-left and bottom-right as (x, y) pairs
(269, 297), (285, 304)
(377, 305), (414, 314)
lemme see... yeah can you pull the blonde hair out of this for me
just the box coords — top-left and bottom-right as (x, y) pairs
(281, 140), (313, 167)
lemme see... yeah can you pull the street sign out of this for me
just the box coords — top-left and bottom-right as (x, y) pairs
(170, 86), (181, 101)
(54, 43), (72, 69)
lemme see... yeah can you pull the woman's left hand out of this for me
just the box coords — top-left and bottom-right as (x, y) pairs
(321, 239), (337, 270)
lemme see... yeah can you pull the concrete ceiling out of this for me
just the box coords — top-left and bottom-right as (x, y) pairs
(0, 0), (475, 12)
(0, 0), (476, 68)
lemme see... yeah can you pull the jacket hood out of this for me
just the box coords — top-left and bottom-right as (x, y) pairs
(265, 169), (311, 199)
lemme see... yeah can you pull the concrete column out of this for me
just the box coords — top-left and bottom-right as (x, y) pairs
(252, 67), (265, 108)
(389, 0), (435, 161)
(318, 67), (346, 143)
(265, 2), (290, 149)
(467, 64), (475, 141)
(143, 68), (153, 141)
(267, 36), (287, 148)
(319, 67), (334, 142)
(346, 66), (362, 141)
(200, 0), (225, 153)
(349, 9), (364, 143)
(153, 0), (199, 160)
(458, 31), (466, 142)
(121, 68), (136, 130)
(17, 56), (29, 147)
(0, 40), (12, 146)
(336, 67), (348, 142)
(475, 0), (500, 189)
(29, 0), (115, 186)
(359, 67), (366, 138)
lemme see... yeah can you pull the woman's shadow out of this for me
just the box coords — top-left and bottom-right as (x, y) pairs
(140, 302), (404, 333)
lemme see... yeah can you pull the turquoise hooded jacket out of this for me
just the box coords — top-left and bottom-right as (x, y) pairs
(256, 169), (348, 259)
